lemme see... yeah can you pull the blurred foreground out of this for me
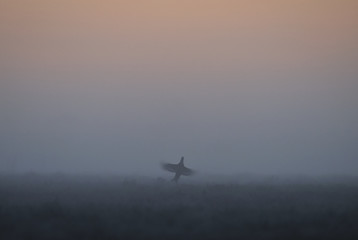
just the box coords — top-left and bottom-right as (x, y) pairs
(0, 174), (357, 240)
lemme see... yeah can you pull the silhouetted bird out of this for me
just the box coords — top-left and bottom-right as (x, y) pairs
(161, 157), (194, 182)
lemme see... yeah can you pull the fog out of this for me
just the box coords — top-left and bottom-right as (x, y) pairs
(1, 0), (358, 176)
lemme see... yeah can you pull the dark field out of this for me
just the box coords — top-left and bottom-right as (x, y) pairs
(0, 175), (357, 240)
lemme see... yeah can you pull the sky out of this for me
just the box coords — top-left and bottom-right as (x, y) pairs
(0, 0), (357, 175)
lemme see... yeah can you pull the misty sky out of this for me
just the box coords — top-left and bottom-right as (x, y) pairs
(1, 0), (357, 175)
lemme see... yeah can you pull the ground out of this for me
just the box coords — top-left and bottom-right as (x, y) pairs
(0, 174), (357, 240)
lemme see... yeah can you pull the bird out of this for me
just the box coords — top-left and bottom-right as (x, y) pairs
(161, 157), (195, 182)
